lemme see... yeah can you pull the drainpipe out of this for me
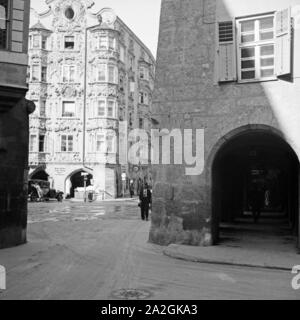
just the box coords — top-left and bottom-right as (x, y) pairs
(83, 26), (88, 167)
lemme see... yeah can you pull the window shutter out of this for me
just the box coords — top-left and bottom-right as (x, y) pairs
(275, 8), (292, 76)
(11, 0), (25, 52)
(217, 20), (237, 82)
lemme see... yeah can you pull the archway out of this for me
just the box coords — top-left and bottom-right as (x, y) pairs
(211, 126), (299, 249)
(66, 170), (93, 198)
(30, 168), (49, 181)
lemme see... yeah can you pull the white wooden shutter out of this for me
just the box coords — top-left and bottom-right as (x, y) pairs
(217, 20), (237, 82)
(275, 8), (292, 76)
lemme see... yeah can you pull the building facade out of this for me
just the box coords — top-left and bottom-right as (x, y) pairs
(27, 0), (155, 199)
(150, 0), (300, 248)
(0, 0), (34, 248)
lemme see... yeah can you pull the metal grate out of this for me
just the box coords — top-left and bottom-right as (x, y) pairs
(219, 21), (233, 43)
(111, 288), (152, 300)
(0, 0), (9, 49)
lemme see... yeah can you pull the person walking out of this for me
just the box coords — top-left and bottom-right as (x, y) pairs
(129, 180), (134, 198)
(139, 182), (152, 221)
(248, 183), (265, 223)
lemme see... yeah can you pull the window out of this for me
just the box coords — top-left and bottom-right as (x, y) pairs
(42, 36), (47, 49)
(39, 135), (45, 152)
(108, 65), (116, 83)
(120, 45), (125, 63)
(139, 66), (149, 80)
(64, 36), (74, 49)
(62, 101), (75, 117)
(139, 91), (148, 104)
(96, 134), (105, 152)
(63, 65), (75, 82)
(33, 35), (40, 48)
(41, 66), (47, 82)
(108, 36), (115, 50)
(106, 135), (114, 153)
(40, 101), (46, 117)
(32, 65), (40, 82)
(129, 56), (134, 70)
(99, 36), (108, 49)
(107, 101), (114, 117)
(97, 64), (106, 82)
(119, 74), (124, 91)
(29, 135), (37, 152)
(139, 118), (144, 129)
(98, 100), (105, 117)
(0, 0), (9, 50)
(238, 15), (275, 81)
(61, 135), (73, 152)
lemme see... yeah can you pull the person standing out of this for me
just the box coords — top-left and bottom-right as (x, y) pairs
(248, 184), (265, 223)
(129, 180), (134, 198)
(139, 183), (152, 221)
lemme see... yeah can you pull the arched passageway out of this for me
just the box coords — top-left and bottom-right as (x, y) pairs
(30, 169), (49, 181)
(212, 128), (299, 249)
(66, 170), (93, 198)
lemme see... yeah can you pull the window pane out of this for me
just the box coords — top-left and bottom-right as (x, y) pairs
(108, 66), (115, 82)
(260, 45), (274, 56)
(98, 64), (106, 81)
(241, 60), (255, 69)
(261, 57), (274, 67)
(39, 135), (45, 152)
(0, 1), (7, 49)
(68, 136), (73, 151)
(32, 65), (39, 81)
(61, 136), (67, 151)
(70, 66), (75, 82)
(241, 34), (255, 43)
(65, 36), (74, 49)
(241, 20), (255, 33)
(241, 70), (255, 80)
(62, 102), (75, 117)
(107, 101), (114, 117)
(33, 35), (40, 48)
(260, 31), (274, 41)
(97, 135), (105, 152)
(107, 136), (114, 152)
(241, 47), (255, 58)
(98, 101), (105, 116)
(261, 69), (274, 78)
(259, 17), (274, 30)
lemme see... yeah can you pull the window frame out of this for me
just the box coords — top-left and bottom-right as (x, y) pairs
(31, 64), (40, 82)
(61, 135), (74, 152)
(237, 13), (276, 83)
(62, 65), (76, 83)
(0, 0), (11, 51)
(64, 35), (75, 50)
(62, 101), (76, 118)
(29, 134), (37, 152)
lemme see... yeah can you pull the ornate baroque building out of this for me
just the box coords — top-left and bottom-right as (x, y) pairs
(27, 0), (155, 199)
(0, 0), (34, 248)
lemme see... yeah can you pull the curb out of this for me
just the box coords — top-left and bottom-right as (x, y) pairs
(163, 245), (295, 271)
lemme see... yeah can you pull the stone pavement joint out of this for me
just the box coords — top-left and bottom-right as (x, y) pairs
(163, 244), (300, 271)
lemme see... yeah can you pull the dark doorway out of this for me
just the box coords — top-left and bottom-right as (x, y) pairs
(69, 171), (93, 198)
(212, 130), (299, 250)
(31, 170), (49, 181)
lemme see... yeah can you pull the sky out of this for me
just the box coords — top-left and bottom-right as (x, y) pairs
(30, 0), (162, 57)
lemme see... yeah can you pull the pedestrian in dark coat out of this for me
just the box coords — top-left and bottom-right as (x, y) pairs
(139, 183), (152, 221)
(248, 184), (265, 223)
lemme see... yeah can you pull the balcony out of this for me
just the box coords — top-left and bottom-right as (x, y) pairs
(86, 152), (117, 164)
(29, 152), (50, 166)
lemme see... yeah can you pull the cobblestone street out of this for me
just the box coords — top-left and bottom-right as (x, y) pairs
(0, 200), (299, 300)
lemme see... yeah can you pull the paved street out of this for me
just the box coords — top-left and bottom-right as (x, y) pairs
(0, 200), (299, 300)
